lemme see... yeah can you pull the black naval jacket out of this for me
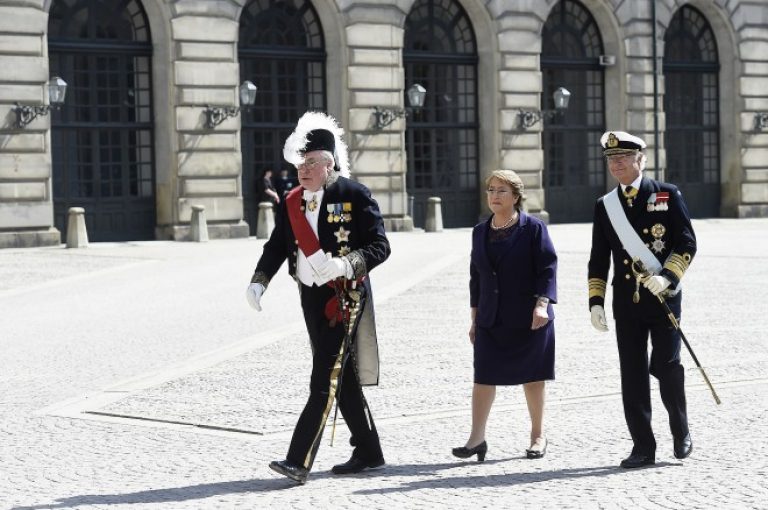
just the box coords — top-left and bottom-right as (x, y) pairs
(252, 176), (390, 286)
(588, 176), (696, 320)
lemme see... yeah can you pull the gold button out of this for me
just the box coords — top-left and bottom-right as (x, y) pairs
(294, 240), (298, 245)
(623, 259), (629, 265)
(625, 274), (631, 280)
(300, 206), (305, 212)
(643, 228), (649, 234)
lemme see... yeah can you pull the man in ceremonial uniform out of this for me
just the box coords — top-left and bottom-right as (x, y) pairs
(588, 131), (697, 468)
(246, 112), (390, 484)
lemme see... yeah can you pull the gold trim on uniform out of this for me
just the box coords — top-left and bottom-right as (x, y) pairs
(663, 253), (690, 280)
(589, 277), (607, 298)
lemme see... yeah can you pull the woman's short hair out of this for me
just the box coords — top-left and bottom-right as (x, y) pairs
(485, 169), (526, 211)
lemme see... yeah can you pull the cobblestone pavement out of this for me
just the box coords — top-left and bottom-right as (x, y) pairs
(1, 219), (766, 509)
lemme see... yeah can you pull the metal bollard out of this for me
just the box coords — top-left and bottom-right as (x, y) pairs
(257, 201), (275, 239)
(190, 204), (209, 242)
(424, 196), (443, 232)
(66, 207), (88, 248)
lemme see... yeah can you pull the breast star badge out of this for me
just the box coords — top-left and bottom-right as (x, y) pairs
(334, 226), (350, 243)
(651, 238), (666, 254)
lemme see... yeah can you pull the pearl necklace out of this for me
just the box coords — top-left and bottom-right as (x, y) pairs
(491, 212), (518, 230)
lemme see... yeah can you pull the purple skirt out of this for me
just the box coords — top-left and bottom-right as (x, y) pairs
(474, 321), (555, 385)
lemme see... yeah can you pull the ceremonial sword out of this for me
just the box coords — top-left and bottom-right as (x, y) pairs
(329, 279), (367, 445)
(631, 258), (721, 405)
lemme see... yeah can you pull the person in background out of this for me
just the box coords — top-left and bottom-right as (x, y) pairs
(259, 168), (281, 205)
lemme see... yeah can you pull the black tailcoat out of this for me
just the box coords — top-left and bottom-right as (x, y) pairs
(250, 176), (390, 470)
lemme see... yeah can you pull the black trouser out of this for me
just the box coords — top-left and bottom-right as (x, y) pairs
(286, 283), (382, 470)
(615, 312), (689, 457)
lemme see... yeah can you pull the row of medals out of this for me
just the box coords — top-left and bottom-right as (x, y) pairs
(306, 196), (352, 223)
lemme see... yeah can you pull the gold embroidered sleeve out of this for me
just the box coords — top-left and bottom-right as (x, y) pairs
(250, 270), (270, 289)
(589, 278), (607, 300)
(663, 252), (691, 282)
(344, 250), (367, 280)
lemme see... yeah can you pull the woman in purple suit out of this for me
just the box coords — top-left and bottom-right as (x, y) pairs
(452, 170), (557, 461)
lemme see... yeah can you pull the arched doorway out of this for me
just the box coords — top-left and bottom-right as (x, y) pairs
(48, 0), (155, 241)
(664, 5), (720, 218)
(238, 0), (326, 235)
(404, 0), (479, 228)
(541, 0), (605, 223)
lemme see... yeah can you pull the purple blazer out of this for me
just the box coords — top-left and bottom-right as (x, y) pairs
(470, 212), (558, 329)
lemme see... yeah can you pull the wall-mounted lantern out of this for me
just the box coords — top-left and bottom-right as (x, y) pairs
(14, 76), (67, 129)
(204, 80), (257, 129)
(518, 86), (571, 130)
(372, 83), (427, 130)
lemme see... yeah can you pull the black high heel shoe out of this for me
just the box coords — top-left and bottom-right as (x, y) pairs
(452, 441), (488, 462)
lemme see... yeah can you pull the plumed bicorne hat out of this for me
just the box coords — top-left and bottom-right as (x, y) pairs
(283, 111), (350, 178)
(600, 131), (647, 155)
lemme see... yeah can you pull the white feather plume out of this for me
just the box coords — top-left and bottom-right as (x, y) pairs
(283, 111), (350, 178)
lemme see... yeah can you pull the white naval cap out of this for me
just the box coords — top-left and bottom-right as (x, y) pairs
(600, 131), (647, 155)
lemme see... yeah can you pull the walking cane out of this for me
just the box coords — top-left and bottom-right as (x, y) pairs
(631, 258), (721, 405)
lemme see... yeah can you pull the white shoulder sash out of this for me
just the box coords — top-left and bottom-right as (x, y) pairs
(603, 189), (662, 274)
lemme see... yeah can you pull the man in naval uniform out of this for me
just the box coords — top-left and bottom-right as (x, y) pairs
(588, 131), (697, 468)
(246, 112), (390, 484)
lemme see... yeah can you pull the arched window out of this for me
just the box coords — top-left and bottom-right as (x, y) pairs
(541, 0), (605, 222)
(404, 0), (479, 228)
(239, 0), (325, 234)
(664, 5), (720, 218)
(48, 0), (155, 241)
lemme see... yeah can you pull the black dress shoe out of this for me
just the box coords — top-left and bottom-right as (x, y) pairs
(331, 455), (385, 475)
(451, 441), (488, 462)
(620, 453), (655, 469)
(674, 433), (693, 459)
(269, 459), (309, 484)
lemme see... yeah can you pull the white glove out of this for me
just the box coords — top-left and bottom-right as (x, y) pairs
(245, 283), (265, 311)
(643, 275), (671, 296)
(306, 250), (329, 273)
(315, 253), (352, 282)
(590, 305), (609, 332)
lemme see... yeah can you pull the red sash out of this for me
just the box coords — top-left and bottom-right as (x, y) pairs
(286, 186), (321, 257)
(285, 186), (348, 324)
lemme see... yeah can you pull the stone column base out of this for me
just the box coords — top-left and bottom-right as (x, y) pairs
(0, 228), (61, 249)
(156, 220), (250, 241)
(383, 216), (414, 232)
(737, 204), (768, 218)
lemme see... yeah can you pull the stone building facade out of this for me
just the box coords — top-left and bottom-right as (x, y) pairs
(1, 0), (766, 247)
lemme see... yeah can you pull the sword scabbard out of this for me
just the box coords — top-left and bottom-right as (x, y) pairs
(698, 366), (722, 405)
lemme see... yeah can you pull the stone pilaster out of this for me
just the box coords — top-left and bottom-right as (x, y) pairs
(735, 5), (768, 218)
(494, 2), (549, 221)
(344, 3), (413, 232)
(157, 0), (249, 240)
(0, 1), (59, 248)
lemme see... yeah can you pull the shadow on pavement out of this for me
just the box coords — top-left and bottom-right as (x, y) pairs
(8, 477), (309, 510)
(9, 461), (679, 508)
(353, 461), (679, 494)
